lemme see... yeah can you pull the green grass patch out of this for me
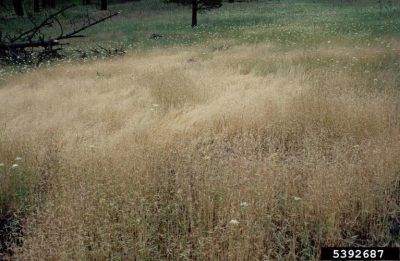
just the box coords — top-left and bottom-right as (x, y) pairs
(0, 159), (42, 254)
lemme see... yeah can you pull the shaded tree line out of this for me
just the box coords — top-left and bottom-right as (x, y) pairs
(2, 0), (141, 16)
(3, 0), (227, 27)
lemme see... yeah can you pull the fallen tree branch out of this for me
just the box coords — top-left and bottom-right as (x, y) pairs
(1, 11), (118, 51)
(0, 6), (119, 61)
(11, 5), (76, 42)
(0, 39), (60, 49)
(59, 11), (119, 41)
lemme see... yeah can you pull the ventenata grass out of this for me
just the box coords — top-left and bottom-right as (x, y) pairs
(0, 0), (400, 259)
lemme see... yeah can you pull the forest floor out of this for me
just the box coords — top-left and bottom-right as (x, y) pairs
(1, 0), (400, 259)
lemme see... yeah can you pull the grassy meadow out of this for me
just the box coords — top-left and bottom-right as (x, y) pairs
(1, 0), (400, 259)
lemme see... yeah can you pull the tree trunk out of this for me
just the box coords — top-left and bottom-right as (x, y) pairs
(12, 0), (24, 16)
(49, 0), (55, 8)
(229, 0), (234, 2)
(82, 0), (91, 5)
(41, 0), (47, 8)
(191, 0), (197, 27)
(100, 0), (107, 10)
(34, 0), (40, 12)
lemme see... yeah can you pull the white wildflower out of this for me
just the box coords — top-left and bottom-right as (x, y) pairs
(327, 40), (331, 44)
(240, 202), (249, 207)
(293, 196), (302, 201)
(229, 219), (239, 225)
(0, 163), (4, 167)
(11, 164), (19, 169)
(152, 104), (159, 107)
(15, 156), (22, 161)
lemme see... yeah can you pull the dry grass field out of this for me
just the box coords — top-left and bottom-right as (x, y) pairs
(1, 0), (400, 260)
(1, 42), (400, 259)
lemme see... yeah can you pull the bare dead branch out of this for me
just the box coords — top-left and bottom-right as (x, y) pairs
(10, 5), (75, 42)
(0, 8), (118, 51)
(58, 11), (119, 40)
(0, 6), (119, 66)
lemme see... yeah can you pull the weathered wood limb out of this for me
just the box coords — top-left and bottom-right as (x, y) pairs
(57, 11), (119, 41)
(0, 39), (60, 50)
(0, 9), (119, 51)
(10, 5), (75, 42)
